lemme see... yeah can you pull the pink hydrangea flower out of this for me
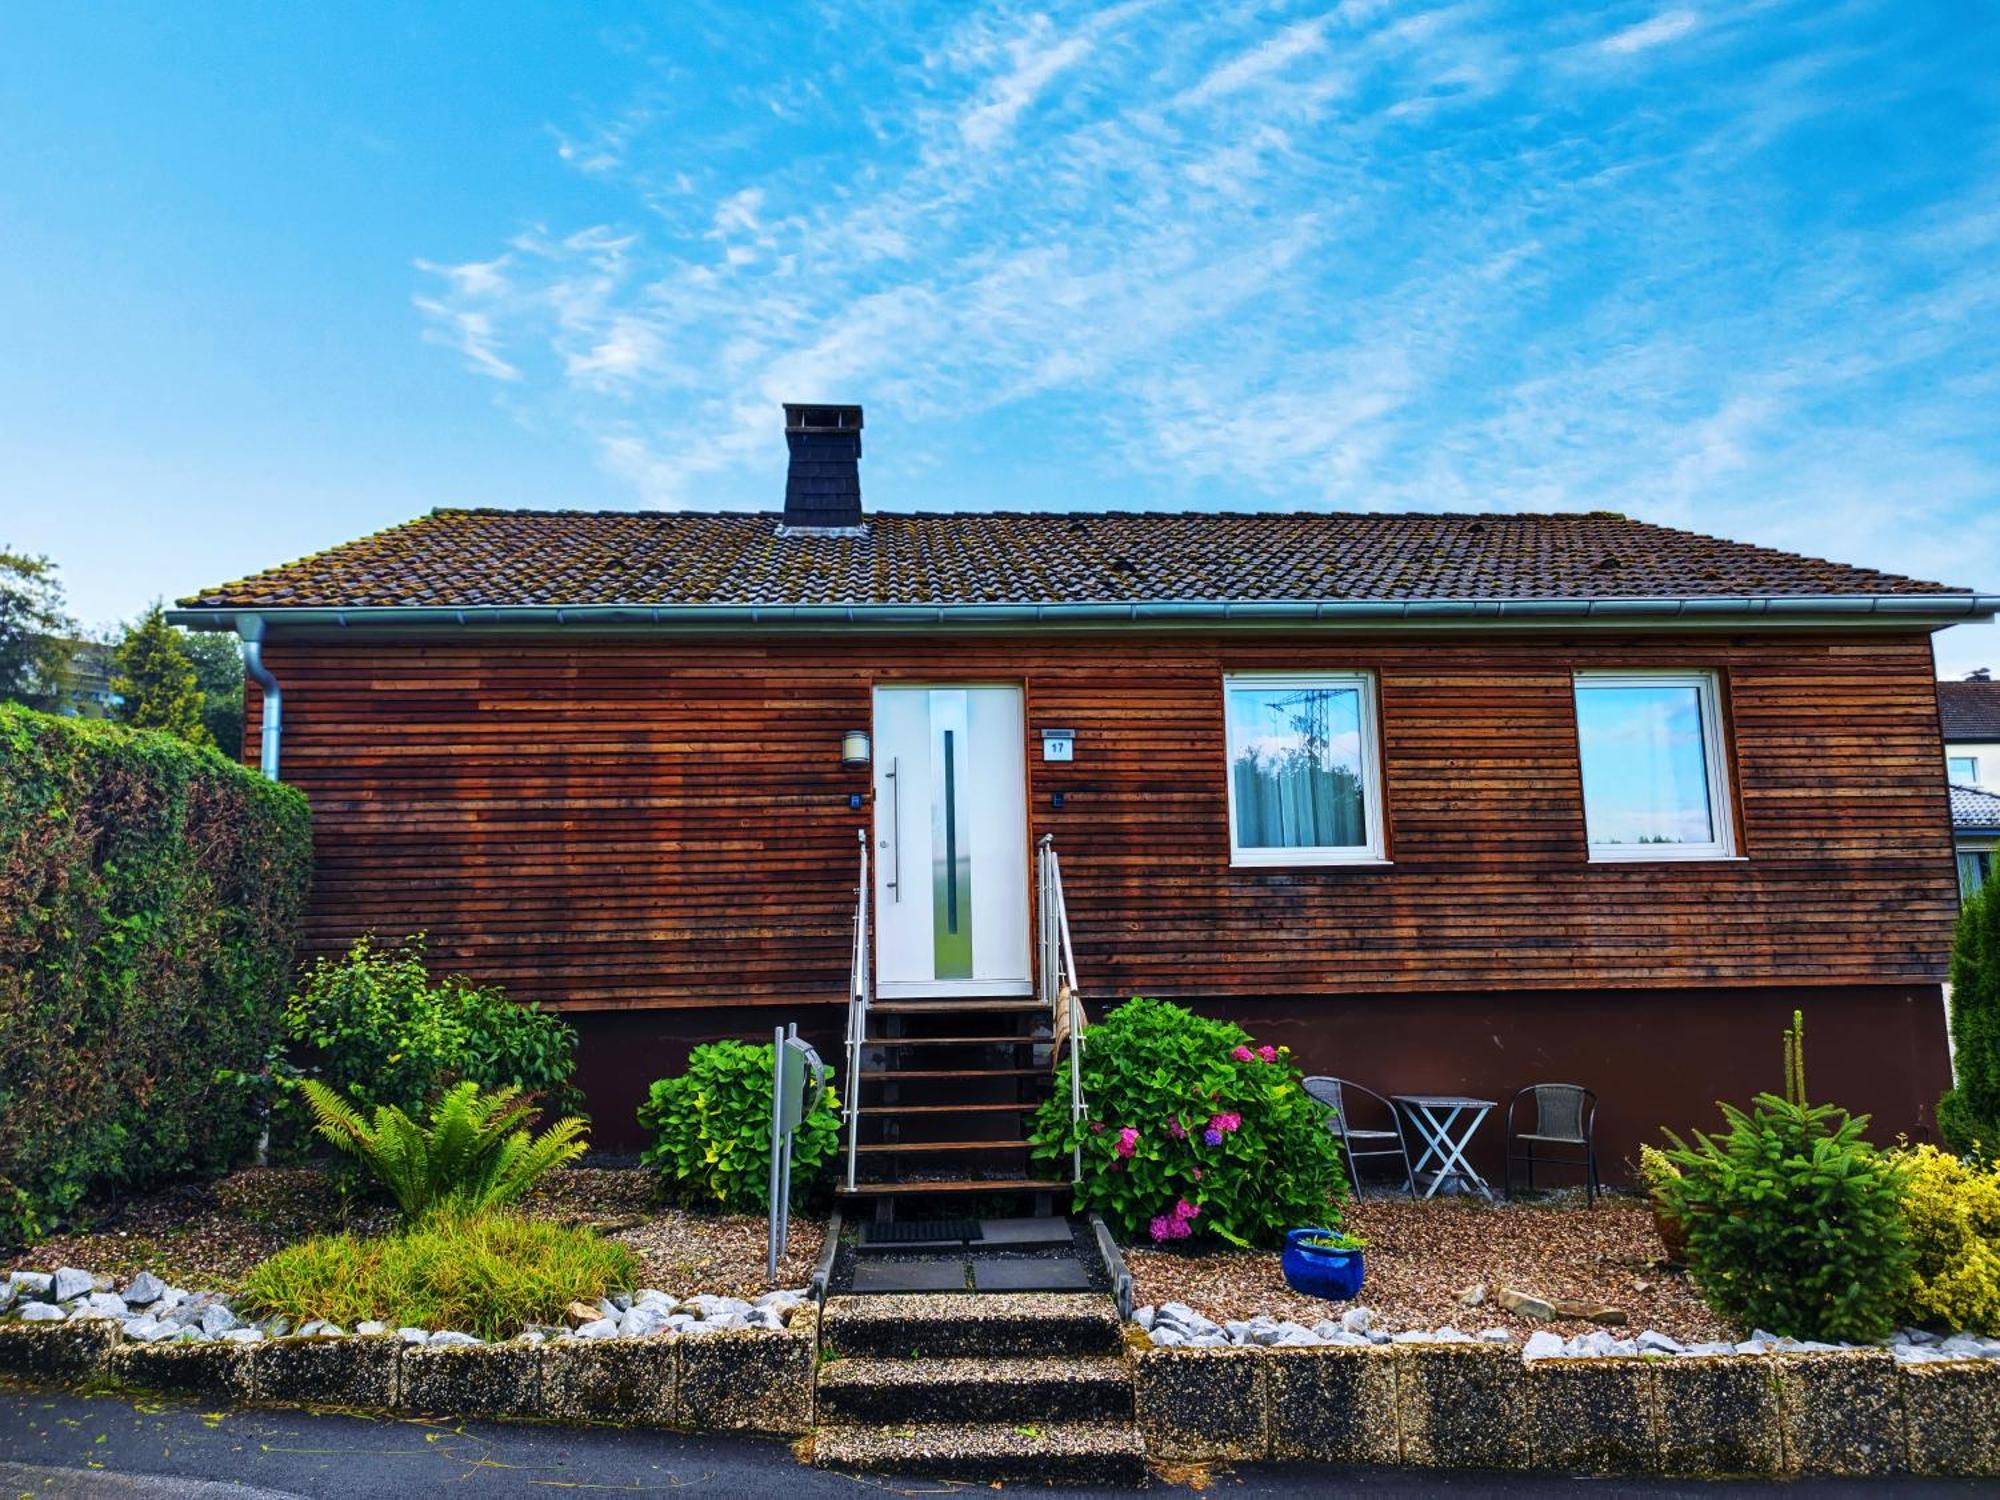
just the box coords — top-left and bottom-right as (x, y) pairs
(1090, 1121), (1105, 1135)
(1115, 1127), (1139, 1159)
(1207, 1112), (1242, 1136)
(1257, 1044), (1277, 1063)
(1167, 1118), (1187, 1140)
(1149, 1215), (1174, 1243)
(1175, 1198), (1200, 1220)
(1231, 1045), (1255, 1062)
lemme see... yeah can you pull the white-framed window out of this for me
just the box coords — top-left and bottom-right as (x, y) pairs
(1948, 755), (1979, 784)
(1573, 670), (1736, 862)
(1222, 672), (1386, 867)
(1960, 846), (1997, 902)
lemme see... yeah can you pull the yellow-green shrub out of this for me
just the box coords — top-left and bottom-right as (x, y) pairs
(1896, 1143), (2000, 1334)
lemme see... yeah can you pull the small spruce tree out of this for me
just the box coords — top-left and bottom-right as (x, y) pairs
(1941, 869), (2000, 1158)
(113, 603), (214, 748)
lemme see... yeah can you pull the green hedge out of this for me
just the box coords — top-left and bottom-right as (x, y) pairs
(0, 704), (311, 1241)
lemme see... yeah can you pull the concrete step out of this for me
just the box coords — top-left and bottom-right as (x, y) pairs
(821, 1292), (1122, 1358)
(813, 1420), (1147, 1486)
(816, 1355), (1134, 1425)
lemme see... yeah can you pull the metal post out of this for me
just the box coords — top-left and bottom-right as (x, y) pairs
(768, 1025), (784, 1284)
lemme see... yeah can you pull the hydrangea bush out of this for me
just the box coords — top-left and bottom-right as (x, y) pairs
(1031, 997), (1347, 1248)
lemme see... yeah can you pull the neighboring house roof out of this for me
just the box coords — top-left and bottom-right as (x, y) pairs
(177, 508), (1974, 612)
(1952, 783), (2000, 836)
(1940, 680), (2000, 742)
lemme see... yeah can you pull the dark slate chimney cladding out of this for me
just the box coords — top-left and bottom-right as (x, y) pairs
(782, 403), (864, 529)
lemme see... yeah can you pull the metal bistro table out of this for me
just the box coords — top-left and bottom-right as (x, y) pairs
(1390, 1094), (1498, 1201)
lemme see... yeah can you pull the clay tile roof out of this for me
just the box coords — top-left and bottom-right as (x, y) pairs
(1952, 783), (2000, 833)
(177, 507), (1969, 611)
(1940, 680), (2000, 741)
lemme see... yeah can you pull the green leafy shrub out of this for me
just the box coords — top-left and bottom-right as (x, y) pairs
(283, 935), (581, 1123)
(638, 1040), (840, 1212)
(1942, 869), (2000, 1158)
(1894, 1142), (2000, 1334)
(300, 1079), (587, 1221)
(1030, 997), (1348, 1248)
(240, 1211), (636, 1340)
(0, 704), (310, 1242)
(1657, 1013), (1912, 1342)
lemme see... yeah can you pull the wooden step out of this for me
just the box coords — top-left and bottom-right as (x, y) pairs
(867, 1102), (1038, 1115)
(870, 1000), (1047, 1015)
(837, 1177), (1069, 1197)
(857, 1139), (1030, 1155)
(858, 1067), (1042, 1081)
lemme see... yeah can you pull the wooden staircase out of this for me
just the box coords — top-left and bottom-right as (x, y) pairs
(837, 832), (1082, 1216)
(839, 997), (1069, 1210)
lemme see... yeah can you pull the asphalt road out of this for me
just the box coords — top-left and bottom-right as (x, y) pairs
(2, 1387), (1994, 1498)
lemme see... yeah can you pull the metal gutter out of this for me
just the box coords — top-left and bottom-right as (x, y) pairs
(235, 616), (282, 780)
(166, 593), (2000, 637)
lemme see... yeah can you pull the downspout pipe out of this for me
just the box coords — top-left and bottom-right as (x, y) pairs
(236, 616), (281, 780)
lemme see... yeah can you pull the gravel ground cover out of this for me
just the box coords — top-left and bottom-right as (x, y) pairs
(1124, 1194), (1736, 1343)
(2, 1165), (826, 1300)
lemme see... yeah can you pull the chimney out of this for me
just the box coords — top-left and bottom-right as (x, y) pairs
(782, 403), (864, 529)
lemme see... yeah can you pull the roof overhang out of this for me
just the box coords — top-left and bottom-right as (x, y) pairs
(166, 593), (2000, 637)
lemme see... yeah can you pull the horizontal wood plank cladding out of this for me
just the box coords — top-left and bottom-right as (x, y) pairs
(247, 630), (1959, 1011)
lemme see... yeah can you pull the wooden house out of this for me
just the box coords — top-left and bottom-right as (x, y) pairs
(171, 404), (1997, 1195)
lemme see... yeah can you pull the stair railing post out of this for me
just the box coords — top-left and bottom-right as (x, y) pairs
(844, 829), (868, 1194)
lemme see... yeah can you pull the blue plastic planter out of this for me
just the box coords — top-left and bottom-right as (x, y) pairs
(1281, 1227), (1365, 1301)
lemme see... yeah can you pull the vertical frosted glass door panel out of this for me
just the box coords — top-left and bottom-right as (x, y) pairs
(873, 686), (1029, 996)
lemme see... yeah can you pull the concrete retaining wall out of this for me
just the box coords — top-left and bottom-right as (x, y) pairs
(0, 1311), (817, 1439)
(1134, 1342), (2000, 1478)
(7, 1316), (1999, 1478)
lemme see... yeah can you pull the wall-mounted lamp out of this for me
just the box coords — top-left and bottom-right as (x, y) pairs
(840, 729), (872, 769)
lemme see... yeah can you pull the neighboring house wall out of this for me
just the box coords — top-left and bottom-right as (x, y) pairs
(244, 626), (1958, 1161)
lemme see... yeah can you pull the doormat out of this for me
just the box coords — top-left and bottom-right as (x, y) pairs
(860, 1218), (983, 1246)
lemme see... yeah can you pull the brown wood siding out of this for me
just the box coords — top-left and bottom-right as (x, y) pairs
(245, 630), (1959, 1012)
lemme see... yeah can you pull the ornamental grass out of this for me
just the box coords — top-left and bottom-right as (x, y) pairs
(239, 1211), (637, 1341)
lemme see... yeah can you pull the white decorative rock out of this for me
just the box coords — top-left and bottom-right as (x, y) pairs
(123, 1273), (168, 1307)
(426, 1330), (481, 1347)
(355, 1321), (387, 1336)
(398, 1328), (432, 1345)
(10, 1272), (53, 1299)
(1478, 1328), (1515, 1344)
(1147, 1326), (1188, 1346)
(576, 1318), (620, 1339)
(1339, 1306), (1374, 1335)
(219, 1328), (264, 1344)
(51, 1268), (94, 1303)
(1132, 1305), (1156, 1332)
(1523, 1331), (1565, 1361)
(19, 1302), (67, 1322)
(1636, 1329), (1683, 1354)
(199, 1304), (240, 1336)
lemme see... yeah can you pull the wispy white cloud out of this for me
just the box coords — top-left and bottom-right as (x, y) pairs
(1600, 9), (1701, 56)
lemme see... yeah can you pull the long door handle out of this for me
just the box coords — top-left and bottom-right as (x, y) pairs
(885, 756), (901, 902)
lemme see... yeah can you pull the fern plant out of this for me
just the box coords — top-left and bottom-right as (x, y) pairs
(299, 1078), (588, 1221)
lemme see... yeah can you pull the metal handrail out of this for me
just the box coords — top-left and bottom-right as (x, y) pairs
(843, 829), (870, 1191)
(1037, 835), (1087, 1184)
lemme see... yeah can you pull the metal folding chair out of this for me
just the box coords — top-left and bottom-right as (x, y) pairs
(1304, 1076), (1416, 1197)
(1504, 1083), (1600, 1205)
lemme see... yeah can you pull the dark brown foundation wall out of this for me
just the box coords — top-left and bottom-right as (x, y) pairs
(573, 984), (1952, 1181)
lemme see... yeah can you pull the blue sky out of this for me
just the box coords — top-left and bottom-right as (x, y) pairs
(2, 1), (1996, 672)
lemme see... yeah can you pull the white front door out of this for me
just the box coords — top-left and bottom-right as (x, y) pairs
(873, 685), (1030, 997)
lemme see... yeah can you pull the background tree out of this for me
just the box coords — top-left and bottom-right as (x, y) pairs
(183, 628), (246, 756)
(1942, 867), (2000, 1158)
(0, 548), (76, 710)
(113, 603), (214, 748)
